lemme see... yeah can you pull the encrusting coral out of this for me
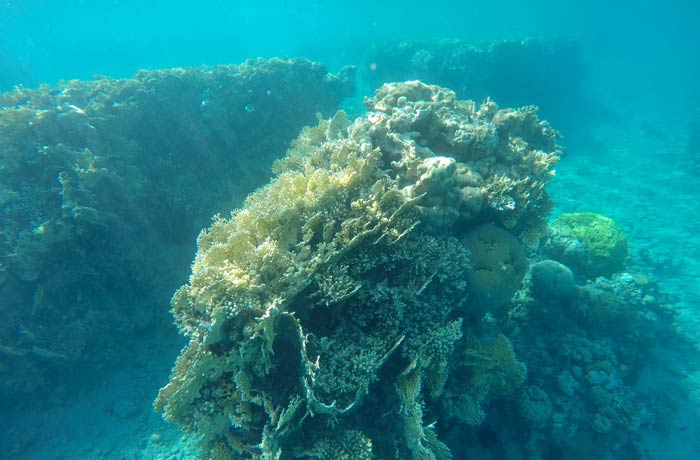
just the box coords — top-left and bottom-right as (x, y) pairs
(156, 81), (561, 459)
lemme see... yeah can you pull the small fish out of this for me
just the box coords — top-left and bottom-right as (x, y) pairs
(65, 103), (85, 115)
(244, 103), (255, 113)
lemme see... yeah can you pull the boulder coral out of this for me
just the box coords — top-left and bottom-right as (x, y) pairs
(545, 212), (628, 279)
(156, 81), (561, 459)
(461, 223), (528, 309)
(530, 259), (576, 301)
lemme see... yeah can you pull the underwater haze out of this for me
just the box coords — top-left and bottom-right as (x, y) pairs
(1, 1), (700, 459)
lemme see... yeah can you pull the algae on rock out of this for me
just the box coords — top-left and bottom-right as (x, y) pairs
(156, 81), (561, 459)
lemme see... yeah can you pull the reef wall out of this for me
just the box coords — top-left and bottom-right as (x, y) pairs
(0, 58), (355, 405)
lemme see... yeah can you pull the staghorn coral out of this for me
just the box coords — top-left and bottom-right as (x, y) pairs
(156, 81), (561, 459)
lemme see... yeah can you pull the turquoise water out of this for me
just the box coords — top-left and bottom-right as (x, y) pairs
(1, 1), (699, 459)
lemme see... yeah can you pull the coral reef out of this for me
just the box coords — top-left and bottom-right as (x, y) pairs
(363, 38), (591, 132)
(501, 266), (698, 460)
(545, 212), (629, 279)
(0, 58), (355, 405)
(156, 81), (561, 459)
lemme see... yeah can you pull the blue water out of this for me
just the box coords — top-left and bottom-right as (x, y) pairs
(1, 1), (699, 459)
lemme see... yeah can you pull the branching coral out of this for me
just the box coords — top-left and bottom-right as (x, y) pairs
(441, 334), (527, 426)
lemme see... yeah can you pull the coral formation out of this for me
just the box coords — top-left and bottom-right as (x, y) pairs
(530, 259), (576, 300)
(499, 252), (699, 460)
(461, 223), (528, 310)
(545, 212), (629, 279)
(0, 58), (355, 404)
(156, 81), (561, 459)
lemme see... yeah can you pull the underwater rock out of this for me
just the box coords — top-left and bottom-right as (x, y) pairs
(530, 259), (576, 300)
(155, 80), (560, 459)
(0, 58), (355, 406)
(545, 212), (628, 279)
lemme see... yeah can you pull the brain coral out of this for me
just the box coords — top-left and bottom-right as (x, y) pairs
(155, 81), (561, 459)
(461, 223), (528, 309)
(0, 58), (355, 405)
(545, 213), (628, 279)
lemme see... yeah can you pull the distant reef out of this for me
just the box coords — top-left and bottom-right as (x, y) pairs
(0, 58), (355, 405)
(156, 81), (697, 460)
(363, 38), (592, 133)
